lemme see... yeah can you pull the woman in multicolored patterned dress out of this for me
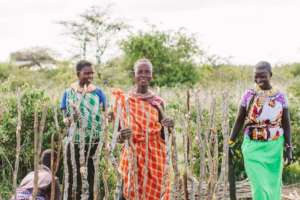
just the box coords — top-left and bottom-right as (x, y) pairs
(113, 58), (174, 200)
(60, 60), (106, 200)
(229, 61), (293, 200)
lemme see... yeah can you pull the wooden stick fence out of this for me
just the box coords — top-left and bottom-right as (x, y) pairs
(8, 88), (300, 200)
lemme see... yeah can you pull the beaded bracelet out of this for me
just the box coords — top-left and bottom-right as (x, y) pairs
(285, 144), (292, 149)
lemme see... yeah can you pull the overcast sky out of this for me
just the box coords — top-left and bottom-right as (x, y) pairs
(1, 0), (300, 64)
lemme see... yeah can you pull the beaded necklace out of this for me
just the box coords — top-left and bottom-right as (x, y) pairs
(255, 85), (277, 107)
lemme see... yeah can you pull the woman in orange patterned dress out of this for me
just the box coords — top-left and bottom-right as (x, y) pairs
(113, 58), (174, 200)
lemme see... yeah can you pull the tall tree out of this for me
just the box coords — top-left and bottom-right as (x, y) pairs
(59, 6), (127, 65)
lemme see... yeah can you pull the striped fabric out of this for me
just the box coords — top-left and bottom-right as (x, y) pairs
(65, 83), (102, 143)
(113, 89), (170, 200)
(12, 189), (47, 200)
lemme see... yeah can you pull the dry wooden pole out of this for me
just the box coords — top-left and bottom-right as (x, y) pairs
(102, 148), (109, 200)
(218, 92), (230, 199)
(102, 163), (109, 200)
(208, 96), (218, 199)
(32, 105), (48, 199)
(127, 99), (139, 200)
(132, 143), (139, 199)
(122, 97), (138, 200)
(123, 100), (133, 198)
(67, 100), (81, 199)
(12, 88), (22, 197)
(92, 145), (102, 200)
(157, 105), (179, 199)
(109, 103), (123, 200)
(211, 127), (218, 199)
(160, 125), (172, 199)
(142, 102), (150, 200)
(206, 97), (216, 200)
(51, 105), (62, 200)
(68, 124), (78, 200)
(32, 108), (40, 199)
(190, 177), (196, 200)
(50, 133), (56, 200)
(77, 106), (89, 200)
(171, 128), (180, 199)
(186, 90), (191, 163)
(86, 135), (94, 167)
(131, 140), (139, 200)
(85, 135), (98, 198)
(204, 102), (214, 182)
(63, 139), (70, 200)
(102, 114), (110, 200)
(93, 130), (104, 200)
(93, 107), (108, 200)
(53, 106), (63, 173)
(182, 117), (189, 200)
(195, 92), (206, 200)
(69, 141), (78, 199)
(79, 134), (89, 199)
(183, 90), (191, 200)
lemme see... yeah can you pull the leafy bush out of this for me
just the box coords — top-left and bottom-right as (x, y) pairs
(0, 86), (56, 198)
(0, 63), (10, 81)
(283, 162), (300, 185)
(121, 28), (200, 87)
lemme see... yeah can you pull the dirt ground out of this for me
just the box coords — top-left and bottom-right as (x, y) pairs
(282, 184), (300, 200)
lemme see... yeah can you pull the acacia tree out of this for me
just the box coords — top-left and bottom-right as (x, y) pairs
(10, 47), (57, 68)
(59, 6), (127, 66)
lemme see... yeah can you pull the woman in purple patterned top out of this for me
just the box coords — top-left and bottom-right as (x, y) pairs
(229, 61), (292, 200)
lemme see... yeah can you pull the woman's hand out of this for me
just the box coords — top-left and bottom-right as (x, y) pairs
(70, 102), (79, 121)
(72, 113), (79, 122)
(161, 118), (174, 128)
(107, 111), (114, 123)
(117, 128), (132, 143)
(63, 117), (71, 127)
(284, 146), (293, 165)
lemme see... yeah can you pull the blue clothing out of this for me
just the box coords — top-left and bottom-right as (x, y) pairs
(60, 87), (106, 111)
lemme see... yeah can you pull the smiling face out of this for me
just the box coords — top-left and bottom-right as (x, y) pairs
(254, 68), (271, 90)
(77, 65), (94, 85)
(134, 62), (152, 87)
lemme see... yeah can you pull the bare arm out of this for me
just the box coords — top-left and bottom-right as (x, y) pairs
(230, 106), (247, 142)
(282, 108), (292, 164)
(282, 108), (292, 146)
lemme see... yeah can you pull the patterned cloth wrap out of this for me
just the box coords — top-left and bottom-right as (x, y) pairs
(11, 165), (52, 200)
(241, 88), (288, 141)
(112, 89), (170, 200)
(13, 189), (46, 200)
(64, 82), (103, 143)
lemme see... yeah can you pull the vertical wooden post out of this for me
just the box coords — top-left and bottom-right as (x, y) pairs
(228, 148), (236, 200)
(13, 88), (22, 198)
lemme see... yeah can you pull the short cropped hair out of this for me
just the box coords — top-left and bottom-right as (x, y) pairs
(76, 60), (92, 73)
(133, 58), (153, 76)
(255, 61), (272, 76)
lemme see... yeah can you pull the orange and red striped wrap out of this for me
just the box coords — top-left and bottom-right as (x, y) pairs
(112, 89), (170, 200)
